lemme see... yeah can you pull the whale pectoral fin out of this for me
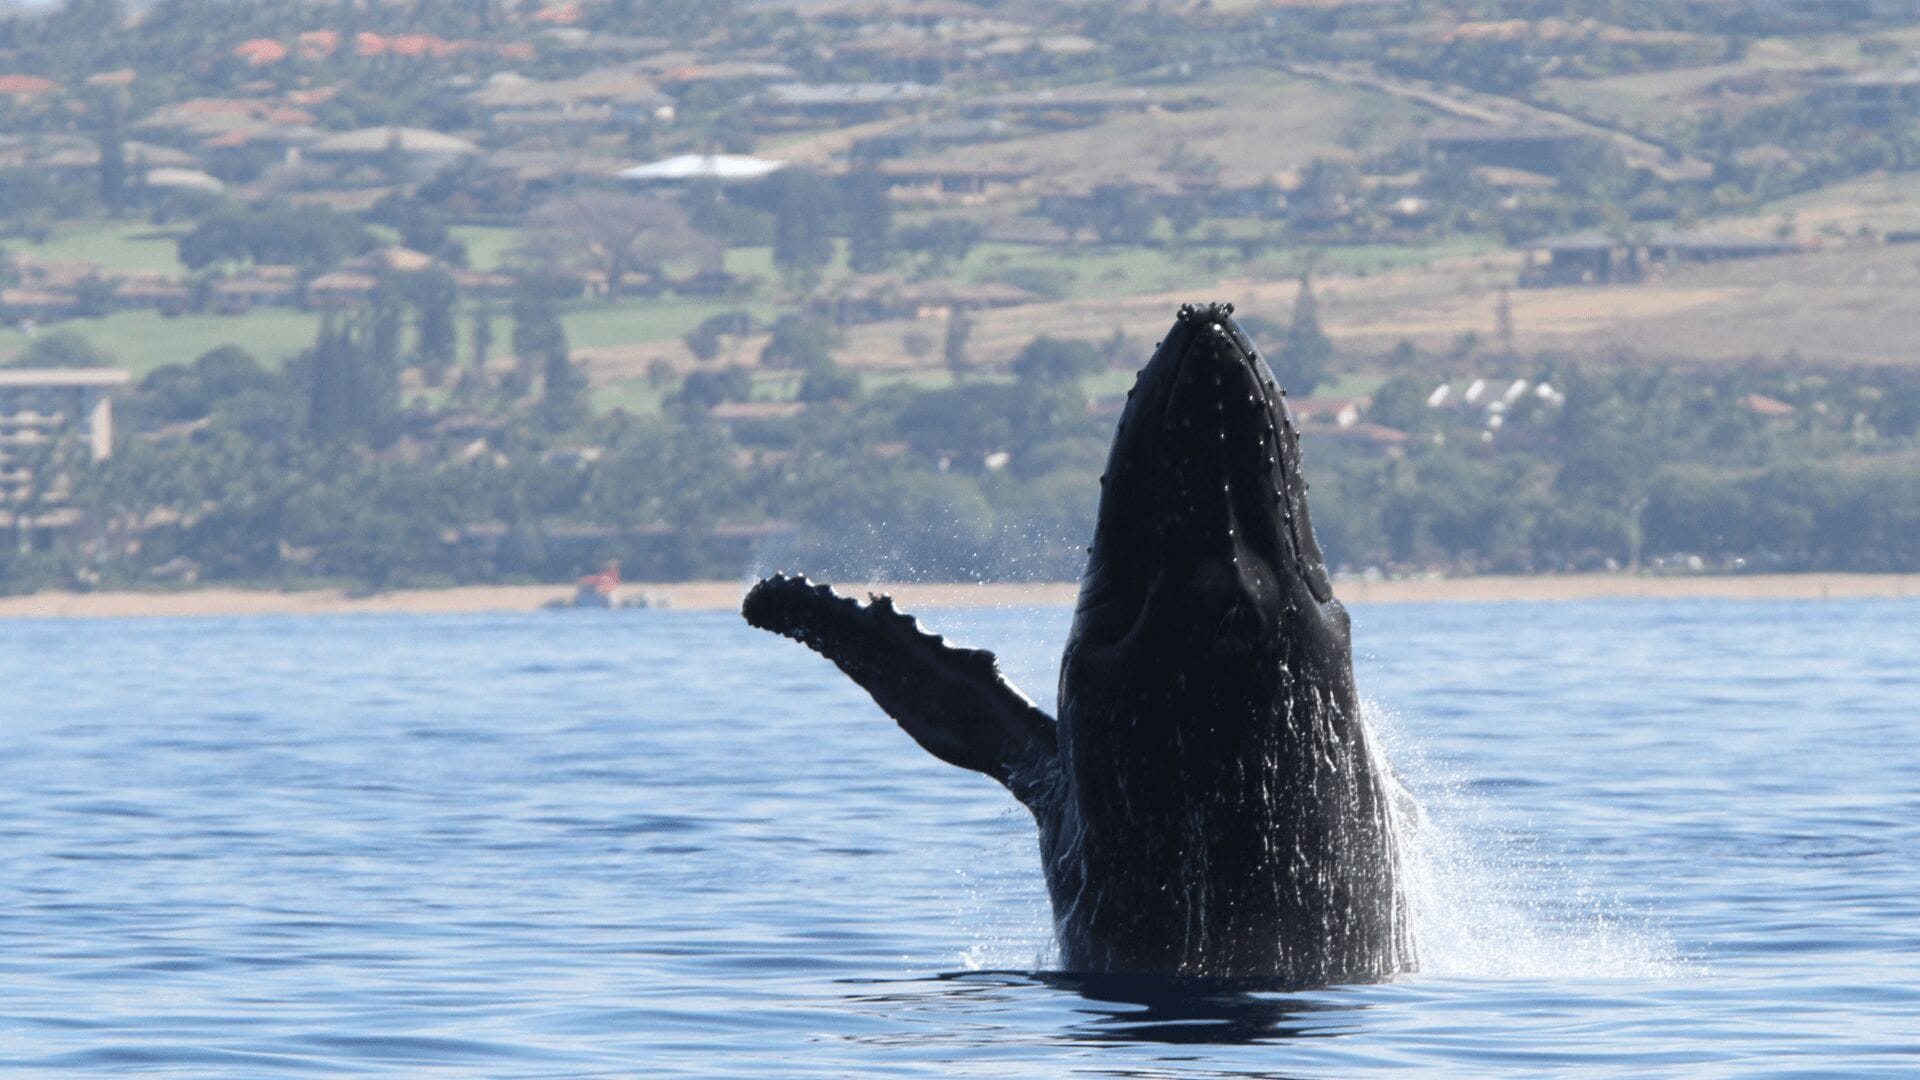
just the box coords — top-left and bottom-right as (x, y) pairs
(742, 574), (1060, 804)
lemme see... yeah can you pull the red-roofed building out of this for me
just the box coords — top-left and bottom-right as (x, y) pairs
(1741, 393), (1797, 420)
(0, 74), (58, 97)
(286, 86), (341, 107)
(174, 97), (259, 117)
(232, 39), (288, 66)
(388, 34), (456, 58)
(298, 30), (340, 61)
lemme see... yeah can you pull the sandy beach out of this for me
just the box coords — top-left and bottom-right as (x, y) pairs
(0, 574), (1914, 619)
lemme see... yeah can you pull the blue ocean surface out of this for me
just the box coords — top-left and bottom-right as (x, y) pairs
(1, 598), (1916, 1076)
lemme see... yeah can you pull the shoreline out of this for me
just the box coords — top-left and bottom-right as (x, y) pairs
(0, 573), (1914, 619)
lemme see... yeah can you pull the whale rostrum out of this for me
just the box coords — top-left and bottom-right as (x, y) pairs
(743, 302), (1413, 982)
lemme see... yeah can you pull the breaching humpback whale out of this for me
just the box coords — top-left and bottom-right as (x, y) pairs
(743, 302), (1412, 982)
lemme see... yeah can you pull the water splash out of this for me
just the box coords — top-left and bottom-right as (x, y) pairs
(955, 808), (1056, 972)
(1365, 698), (1686, 980)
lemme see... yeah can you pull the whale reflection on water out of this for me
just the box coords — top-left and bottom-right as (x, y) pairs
(840, 970), (1360, 1047)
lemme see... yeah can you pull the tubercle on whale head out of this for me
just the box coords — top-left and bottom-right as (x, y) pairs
(1069, 301), (1342, 656)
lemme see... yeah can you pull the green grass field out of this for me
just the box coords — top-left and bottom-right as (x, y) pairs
(0, 308), (322, 377)
(446, 225), (519, 271)
(10, 220), (189, 274)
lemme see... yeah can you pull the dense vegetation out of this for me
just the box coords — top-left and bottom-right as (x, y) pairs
(6, 296), (1920, 593)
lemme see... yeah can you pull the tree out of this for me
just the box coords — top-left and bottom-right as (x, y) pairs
(845, 167), (892, 273)
(758, 314), (835, 371)
(368, 280), (405, 383)
(896, 218), (982, 273)
(96, 89), (128, 211)
(407, 268), (458, 385)
(797, 362), (861, 404)
(137, 345), (274, 423)
(540, 349), (591, 432)
(456, 300), (494, 403)
(684, 309), (755, 363)
(1274, 273), (1333, 396)
(509, 288), (568, 397)
(1011, 336), (1100, 388)
(306, 315), (359, 438)
(178, 205), (376, 270)
(943, 308), (973, 381)
(9, 332), (111, 369)
(770, 168), (835, 282)
(1086, 183), (1154, 244)
(669, 366), (753, 416)
(520, 192), (717, 301)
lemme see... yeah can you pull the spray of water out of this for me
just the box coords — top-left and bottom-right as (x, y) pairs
(1364, 697), (1685, 980)
(952, 698), (1683, 981)
(955, 811), (1056, 972)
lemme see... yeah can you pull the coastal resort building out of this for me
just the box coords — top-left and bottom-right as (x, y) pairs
(0, 367), (130, 549)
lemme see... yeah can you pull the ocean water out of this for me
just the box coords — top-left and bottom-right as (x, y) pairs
(0, 598), (1916, 1076)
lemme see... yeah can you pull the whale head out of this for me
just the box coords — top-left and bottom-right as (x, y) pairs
(1064, 301), (1348, 675)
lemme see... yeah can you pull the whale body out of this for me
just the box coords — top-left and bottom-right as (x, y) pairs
(743, 302), (1412, 981)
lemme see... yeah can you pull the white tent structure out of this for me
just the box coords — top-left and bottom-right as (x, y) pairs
(618, 154), (786, 184)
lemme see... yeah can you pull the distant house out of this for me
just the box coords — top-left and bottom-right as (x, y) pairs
(1291, 397), (1365, 429)
(451, 269), (517, 299)
(307, 271), (380, 309)
(308, 126), (481, 161)
(344, 246), (437, 274)
(0, 289), (80, 323)
(142, 167), (225, 197)
(212, 274), (298, 314)
(709, 401), (807, 423)
(1520, 233), (1636, 286)
(1519, 230), (1802, 286)
(469, 68), (669, 115)
(39, 140), (201, 184)
(111, 278), (191, 314)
